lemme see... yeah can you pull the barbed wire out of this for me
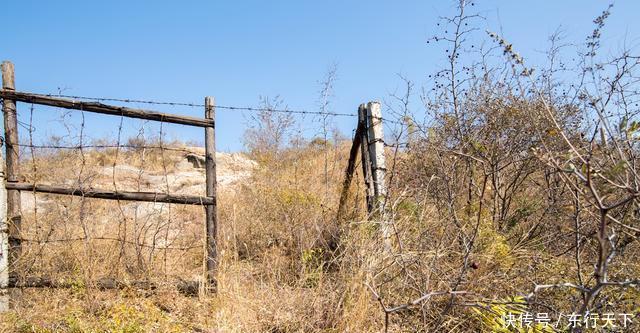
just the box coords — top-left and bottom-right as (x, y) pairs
(27, 93), (359, 117)
(11, 124), (209, 284)
(217, 104), (358, 117)
(13, 140), (411, 152)
(2, 93), (408, 124)
(12, 142), (202, 155)
(16, 236), (200, 250)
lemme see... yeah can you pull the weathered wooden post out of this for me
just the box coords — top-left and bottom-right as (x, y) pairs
(204, 96), (218, 292)
(365, 102), (390, 252)
(358, 104), (375, 214)
(336, 111), (365, 221)
(1, 62), (21, 273)
(0, 133), (8, 311)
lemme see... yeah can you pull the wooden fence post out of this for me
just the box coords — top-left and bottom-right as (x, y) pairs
(204, 96), (218, 292)
(1, 62), (21, 273)
(336, 114), (364, 221)
(358, 104), (375, 214)
(0, 133), (8, 311)
(365, 102), (390, 252)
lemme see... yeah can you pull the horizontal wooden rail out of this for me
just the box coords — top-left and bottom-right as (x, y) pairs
(5, 182), (213, 205)
(0, 90), (214, 128)
(8, 276), (201, 296)
(9, 276), (156, 290)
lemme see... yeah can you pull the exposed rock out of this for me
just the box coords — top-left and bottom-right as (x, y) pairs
(186, 153), (205, 169)
(21, 192), (51, 213)
(20, 150), (254, 213)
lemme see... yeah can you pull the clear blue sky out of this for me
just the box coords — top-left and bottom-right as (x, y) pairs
(3, 1), (640, 151)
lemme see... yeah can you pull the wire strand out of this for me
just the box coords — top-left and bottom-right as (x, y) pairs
(29, 93), (359, 117)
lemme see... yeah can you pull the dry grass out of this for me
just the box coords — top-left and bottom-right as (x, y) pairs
(1, 128), (639, 332)
(0, 140), (385, 333)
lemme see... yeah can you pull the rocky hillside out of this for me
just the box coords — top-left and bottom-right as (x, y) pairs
(21, 148), (256, 213)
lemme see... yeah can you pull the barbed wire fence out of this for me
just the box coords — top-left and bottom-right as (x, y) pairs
(0, 62), (225, 305)
(0, 60), (405, 310)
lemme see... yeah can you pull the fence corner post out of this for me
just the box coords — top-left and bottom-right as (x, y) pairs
(204, 96), (218, 293)
(365, 101), (391, 253)
(358, 104), (375, 214)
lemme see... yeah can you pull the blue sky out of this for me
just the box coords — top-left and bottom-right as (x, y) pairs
(3, 1), (640, 151)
